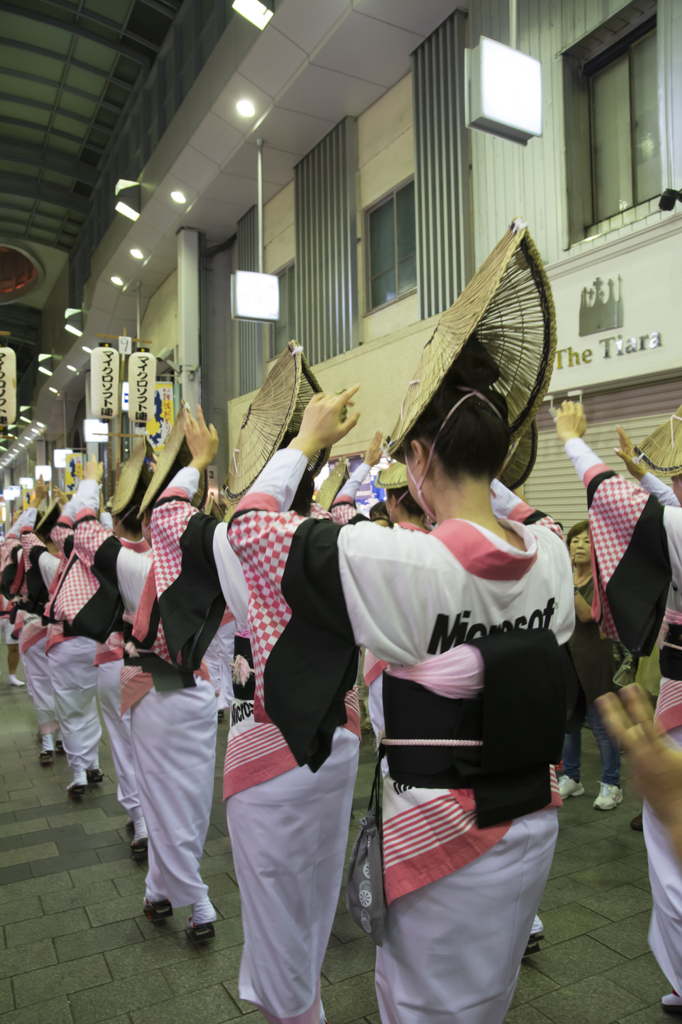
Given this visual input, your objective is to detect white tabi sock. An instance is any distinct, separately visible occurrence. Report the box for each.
[69,770,87,788]
[42,734,54,752]
[191,896,216,925]
[133,817,148,842]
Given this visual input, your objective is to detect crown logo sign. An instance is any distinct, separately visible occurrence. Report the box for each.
[579,275,624,337]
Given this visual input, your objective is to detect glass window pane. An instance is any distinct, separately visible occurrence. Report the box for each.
[397,253,417,295]
[369,199,395,279]
[631,30,661,204]
[592,54,633,221]
[396,181,416,261]
[371,268,396,309]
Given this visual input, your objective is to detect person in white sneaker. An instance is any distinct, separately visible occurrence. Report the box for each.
[557,521,622,811]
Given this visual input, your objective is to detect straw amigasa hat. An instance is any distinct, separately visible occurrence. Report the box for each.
[316,459,349,511]
[634,403,682,476]
[376,461,408,491]
[225,339,329,504]
[112,437,154,517]
[36,500,61,539]
[499,420,538,491]
[388,220,556,457]
[140,416,206,514]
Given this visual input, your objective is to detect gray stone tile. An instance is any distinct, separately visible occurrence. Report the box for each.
[68,973,172,1024]
[198,851,236,877]
[112,872,146,898]
[0,796,41,812]
[54,917,145,962]
[0,995,74,1024]
[0,818,48,840]
[560,821,628,847]
[617,1004,676,1023]
[532,975,645,1023]
[603,952,669,1005]
[504,1006,553,1023]
[510,963,559,1007]
[568,857,645,892]
[0,862,31,885]
[0,937,58,980]
[0,841,58,868]
[531,934,625,986]
[13,953,111,1007]
[211,891,242,921]
[540,902,611,945]
[68,858,142,887]
[86,892,147,928]
[203,836,232,857]
[6,906,90,947]
[29,848,102,877]
[41,879,119,915]
[82,813,130,835]
[130,984,241,1024]
[331,909,366,944]
[0,869,73,907]
[0,977,13,1013]
[0,895,43,926]
[222,978,263,1016]
[322,935,376,983]
[105,931,198,979]
[161,945,242,995]
[318,971,379,1023]
[539,876,596,912]
[548,839,639,880]
[631,875,652,893]
[578,884,652,922]
[589,910,653,959]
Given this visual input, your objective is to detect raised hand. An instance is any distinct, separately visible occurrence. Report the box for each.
[185,404,219,472]
[30,476,49,507]
[84,456,103,483]
[55,487,69,507]
[614,425,646,481]
[290,386,361,460]
[364,429,384,468]
[555,400,587,444]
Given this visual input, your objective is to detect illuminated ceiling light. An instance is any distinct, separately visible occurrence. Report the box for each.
[114,179,140,221]
[82,345,92,353]
[466,37,542,145]
[66,364,77,372]
[130,248,144,259]
[38,353,51,362]
[236,99,256,117]
[232,0,273,31]
[38,366,53,376]
[37,422,45,428]
[65,324,83,337]
[20,405,29,411]
[111,276,124,286]
[48,387,59,394]
[170,191,186,204]
[64,308,83,336]
[19,416,30,424]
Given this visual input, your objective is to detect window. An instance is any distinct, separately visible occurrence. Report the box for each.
[367,180,416,312]
[589,28,661,223]
[272,263,296,359]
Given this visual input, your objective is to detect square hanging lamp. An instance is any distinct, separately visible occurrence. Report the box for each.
[466,37,542,145]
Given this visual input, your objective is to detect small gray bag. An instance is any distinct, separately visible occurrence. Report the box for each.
[345,760,385,945]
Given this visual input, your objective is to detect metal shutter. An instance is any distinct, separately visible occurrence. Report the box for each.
[524,379,682,533]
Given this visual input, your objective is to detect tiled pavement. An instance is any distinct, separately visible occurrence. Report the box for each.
[0,655,669,1024]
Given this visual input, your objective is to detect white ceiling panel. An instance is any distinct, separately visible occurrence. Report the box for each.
[142,197,184,235]
[227,142,300,187]
[351,0,461,36]
[183,197,244,237]
[201,172,258,207]
[248,106,336,156]
[276,64,384,122]
[271,0,350,55]
[170,146,219,194]
[210,72,273,131]
[142,254,176,277]
[190,112,243,167]
[311,12,422,87]
[239,27,308,99]
[125,220,164,253]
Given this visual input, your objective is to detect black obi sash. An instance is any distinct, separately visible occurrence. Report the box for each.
[661,623,682,681]
[232,633,255,701]
[122,620,196,692]
[382,630,567,828]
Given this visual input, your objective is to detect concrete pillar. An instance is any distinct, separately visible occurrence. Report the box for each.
[177,228,201,411]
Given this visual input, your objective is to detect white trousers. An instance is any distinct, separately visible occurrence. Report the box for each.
[48,636,101,774]
[97,661,142,820]
[22,637,58,734]
[645,723,682,993]
[130,677,217,909]
[227,727,360,1024]
[375,806,559,1024]
[204,621,236,710]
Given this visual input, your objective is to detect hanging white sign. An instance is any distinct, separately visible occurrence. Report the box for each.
[0,348,17,429]
[90,345,120,420]
[118,335,133,356]
[128,351,157,424]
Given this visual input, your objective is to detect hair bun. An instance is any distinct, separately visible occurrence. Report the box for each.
[451,337,500,389]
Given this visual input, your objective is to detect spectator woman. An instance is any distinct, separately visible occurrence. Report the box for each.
[558,521,622,810]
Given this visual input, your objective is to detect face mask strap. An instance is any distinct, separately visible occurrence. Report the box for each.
[406,388,504,522]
